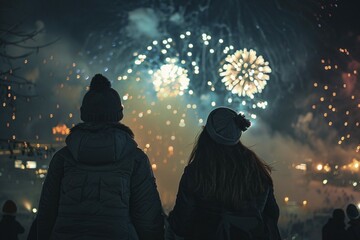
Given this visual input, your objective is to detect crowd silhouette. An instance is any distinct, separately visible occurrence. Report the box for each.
[322,204,360,240]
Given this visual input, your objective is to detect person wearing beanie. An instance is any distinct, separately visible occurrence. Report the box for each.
[37,74,164,240]
[346,204,360,240]
[168,107,281,240]
[0,200,25,240]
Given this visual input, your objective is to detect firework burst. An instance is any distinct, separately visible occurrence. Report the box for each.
[152,58,190,99]
[219,48,271,99]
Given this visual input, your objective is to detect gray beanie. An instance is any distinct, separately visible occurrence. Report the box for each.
[205,107,251,145]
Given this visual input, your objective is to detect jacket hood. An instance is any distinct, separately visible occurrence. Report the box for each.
[66,122,137,165]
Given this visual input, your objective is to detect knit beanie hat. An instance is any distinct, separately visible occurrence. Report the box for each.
[2,200,17,214]
[346,204,360,220]
[81,74,123,122]
[205,107,251,145]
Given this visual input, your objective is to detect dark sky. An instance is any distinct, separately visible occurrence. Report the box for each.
[3,0,355,41]
[331,0,360,35]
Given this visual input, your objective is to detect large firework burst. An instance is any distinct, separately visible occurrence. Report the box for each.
[219,48,271,98]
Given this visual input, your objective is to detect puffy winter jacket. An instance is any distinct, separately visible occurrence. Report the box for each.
[37,123,164,240]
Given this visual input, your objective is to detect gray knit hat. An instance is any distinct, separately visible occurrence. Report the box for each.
[80,74,123,122]
[205,107,251,145]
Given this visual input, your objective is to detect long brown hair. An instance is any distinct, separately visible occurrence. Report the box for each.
[188,127,273,210]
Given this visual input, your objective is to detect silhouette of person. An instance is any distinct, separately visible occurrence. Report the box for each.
[0,200,25,240]
[168,107,281,240]
[37,74,164,240]
[322,208,348,240]
[346,204,360,240]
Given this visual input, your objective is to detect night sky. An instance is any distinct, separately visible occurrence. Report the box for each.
[1,0,360,238]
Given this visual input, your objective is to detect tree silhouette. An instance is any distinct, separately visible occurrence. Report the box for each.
[0,21,57,115]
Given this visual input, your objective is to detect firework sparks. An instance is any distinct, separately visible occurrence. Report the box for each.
[312,48,360,152]
[127,33,270,120]
[152,58,190,99]
[219,48,271,98]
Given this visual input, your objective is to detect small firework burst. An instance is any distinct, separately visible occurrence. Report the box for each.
[219,48,271,98]
[152,58,190,99]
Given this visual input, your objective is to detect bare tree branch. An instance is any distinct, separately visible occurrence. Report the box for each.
[0,21,55,114]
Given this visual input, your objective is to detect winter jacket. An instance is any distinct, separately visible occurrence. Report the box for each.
[27,217,37,240]
[0,215,25,240]
[322,218,348,240]
[346,219,360,240]
[37,123,164,240]
[168,165,281,240]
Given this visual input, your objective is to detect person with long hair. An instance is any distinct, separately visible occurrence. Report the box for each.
[168,107,281,240]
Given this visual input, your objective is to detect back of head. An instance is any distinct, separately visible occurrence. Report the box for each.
[205,107,250,145]
[333,208,345,221]
[346,204,360,220]
[80,74,123,122]
[188,107,271,209]
[2,200,17,214]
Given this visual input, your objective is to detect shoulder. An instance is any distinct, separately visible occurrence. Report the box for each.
[130,148,150,167]
[55,147,71,158]
[177,165,197,192]
[51,147,71,161]
[182,164,196,180]
[48,147,71,167]
[184,163,195,173]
